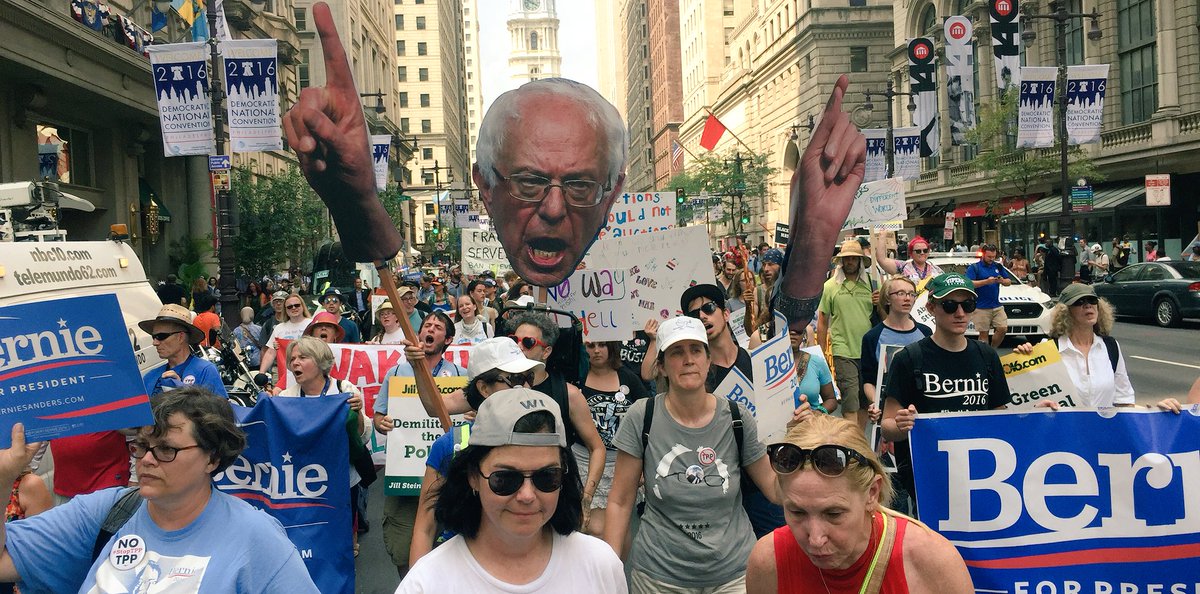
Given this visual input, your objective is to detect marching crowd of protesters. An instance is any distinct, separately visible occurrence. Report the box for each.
[3,236,1197,594]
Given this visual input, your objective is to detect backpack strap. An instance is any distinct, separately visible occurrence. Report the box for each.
[92,487,142,563]
[862,511,899,594]
[727,398,744,464]
[641,394,658,455]
[1101,335,1120,372]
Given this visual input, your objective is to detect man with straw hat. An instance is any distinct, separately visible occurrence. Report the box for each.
[139,304,228,398]
[817,239,877,431]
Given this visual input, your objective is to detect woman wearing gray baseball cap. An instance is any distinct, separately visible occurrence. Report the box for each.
[396,387,625,593]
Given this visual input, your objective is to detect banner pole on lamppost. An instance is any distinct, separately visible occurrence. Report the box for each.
[206,8,240,333]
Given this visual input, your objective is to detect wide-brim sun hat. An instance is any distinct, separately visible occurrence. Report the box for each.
[138,304,204,344]
[832,239,873,267]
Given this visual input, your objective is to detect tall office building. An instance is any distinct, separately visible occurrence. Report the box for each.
[507,0,562,85]
[394,0,469,251]
[621,0,654,194]
[647,0,685,190]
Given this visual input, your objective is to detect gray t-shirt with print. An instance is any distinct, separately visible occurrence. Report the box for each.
[613,395,767,587]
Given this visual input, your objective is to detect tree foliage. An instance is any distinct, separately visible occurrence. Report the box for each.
[666,150,776,226]
[966,87,1103,219]
[231,166,331,280]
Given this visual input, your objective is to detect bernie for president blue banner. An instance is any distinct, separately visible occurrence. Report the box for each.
[911,408,1200,593]
[214,396,354,594]
[0,294,151,447]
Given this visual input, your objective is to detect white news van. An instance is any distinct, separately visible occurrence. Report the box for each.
[0,240,165,378]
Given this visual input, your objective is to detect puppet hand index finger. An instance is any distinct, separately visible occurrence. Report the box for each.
[312,2,354,93]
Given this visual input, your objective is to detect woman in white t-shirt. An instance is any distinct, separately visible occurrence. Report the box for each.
[396,388,626,593]
[453,294,492,345]
[370,300,406,344]
[259,293,312,374]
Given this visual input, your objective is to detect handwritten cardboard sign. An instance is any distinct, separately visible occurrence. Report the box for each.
[547,268,635,342]
[842,178,906,231]
[461,229,508,275]
[582,225,711,323]
[598,192,677,239]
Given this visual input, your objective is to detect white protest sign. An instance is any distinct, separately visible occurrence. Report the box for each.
[546,268,635,342]
[713,365,755,416]
[582,225,711,322]
[384,375,469,496]
[842,178,906,231]
[598,191,677,239]
[729,307,750,349]
[749,312,799,444]
[1001,340,1081,409]
[461,229,508,275]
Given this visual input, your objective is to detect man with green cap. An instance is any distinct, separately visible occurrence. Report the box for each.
[879,272,1011,512]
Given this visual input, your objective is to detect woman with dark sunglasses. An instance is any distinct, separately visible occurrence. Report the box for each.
[397,388,626,593]
[407,338,544,567]
[745,414,972,593]
[873,235,942,284]
[605,316,778,593]
[259,294,313,375]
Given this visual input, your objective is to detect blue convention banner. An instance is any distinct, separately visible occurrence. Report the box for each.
[911,409,1200,592]
[215,396,354,594]
[0,294,151,447]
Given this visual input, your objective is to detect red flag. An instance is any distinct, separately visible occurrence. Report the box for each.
[699,114,727,150]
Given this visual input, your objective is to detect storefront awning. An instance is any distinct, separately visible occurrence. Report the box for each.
[1000,184,1144,221]
[953,195,1044,219]
[138,178,172,222]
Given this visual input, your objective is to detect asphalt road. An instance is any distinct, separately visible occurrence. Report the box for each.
[355,479,401,593]
[1109,319,1200,404]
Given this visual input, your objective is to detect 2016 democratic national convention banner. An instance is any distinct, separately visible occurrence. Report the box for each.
[0,294,151,447]
[910,409,1200,592]
[215,396,353,594]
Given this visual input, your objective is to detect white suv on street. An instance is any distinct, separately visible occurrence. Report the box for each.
[911,253,1054,340]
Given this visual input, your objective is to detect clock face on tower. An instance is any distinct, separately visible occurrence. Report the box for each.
[523,0,540,11]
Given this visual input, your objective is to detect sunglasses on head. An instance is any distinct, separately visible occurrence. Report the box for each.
[150,331,183,341]
[938,298,977,314]
[1070,296,1099,307]
[686,301,721,318]
[509,335,548,350]
[767,443,870,477]
[479,467,564,496]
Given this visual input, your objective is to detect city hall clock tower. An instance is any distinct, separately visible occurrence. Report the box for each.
[507,0,562,86]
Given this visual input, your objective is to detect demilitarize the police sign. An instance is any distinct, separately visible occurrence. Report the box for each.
[911,409,1200,592]
[0,295,151,447]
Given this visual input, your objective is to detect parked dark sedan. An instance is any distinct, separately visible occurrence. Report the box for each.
[1093,260,1200,327]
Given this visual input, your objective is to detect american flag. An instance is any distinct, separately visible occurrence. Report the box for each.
[671,140,684,169]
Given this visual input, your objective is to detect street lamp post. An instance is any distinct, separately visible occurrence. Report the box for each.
[863,80,918,178]
[1021,1,1103,279]
[205,8,240,331]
